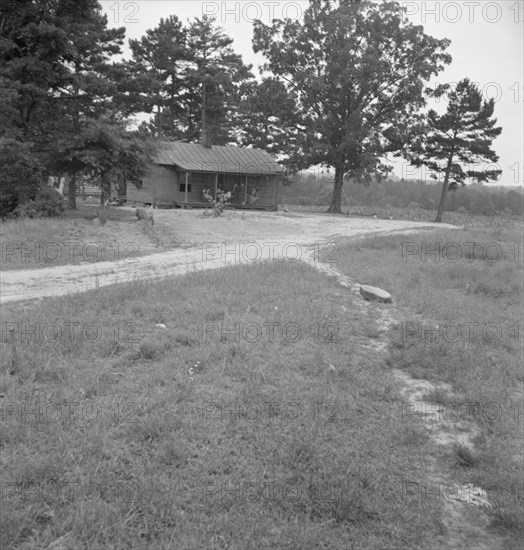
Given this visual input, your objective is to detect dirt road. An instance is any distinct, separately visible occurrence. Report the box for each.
[0,210,456,304]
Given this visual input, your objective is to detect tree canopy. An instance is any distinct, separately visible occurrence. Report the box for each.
[1,0,506,220]
[253,0,452,212]
[0,0,154,213]
[127,15,254,144]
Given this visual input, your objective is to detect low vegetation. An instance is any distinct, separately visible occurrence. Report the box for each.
[9,188,65,220]
[335,225,523,544]
[0,206,168,271]
[2,261,442,550]
[1,221,522,548]
[282,175,524,218]
[287,204,521,228]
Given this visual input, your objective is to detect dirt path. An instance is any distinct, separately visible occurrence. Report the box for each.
[303,257,510,550]
[1,210,456,304]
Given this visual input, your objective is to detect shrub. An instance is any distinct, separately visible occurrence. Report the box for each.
[0,138,45,218]
[11,187,65,218]
[0,188,18,219]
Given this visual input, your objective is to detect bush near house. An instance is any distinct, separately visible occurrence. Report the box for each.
[10,187,65,219]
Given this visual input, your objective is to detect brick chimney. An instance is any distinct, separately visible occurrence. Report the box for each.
[201,129,212,149]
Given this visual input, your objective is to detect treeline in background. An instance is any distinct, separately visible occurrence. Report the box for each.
[282,174,524,218]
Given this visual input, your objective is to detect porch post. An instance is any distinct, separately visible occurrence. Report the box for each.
[185,171,189,204]
[214,173,218,201]
[244,175,248,204]
[271,176,275,208]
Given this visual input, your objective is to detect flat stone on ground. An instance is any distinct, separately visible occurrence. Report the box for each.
[359,284,393,304]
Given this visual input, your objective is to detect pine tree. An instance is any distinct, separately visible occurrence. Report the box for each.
[127,15,188,138]
[54,0,127,208]
[409,78,502,222]
[238,77,297,155]
[128,15,253,144]
[1,0,152,213]
[183,16,253,144]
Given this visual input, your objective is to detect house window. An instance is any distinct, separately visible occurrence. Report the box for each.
[180,183,192,193]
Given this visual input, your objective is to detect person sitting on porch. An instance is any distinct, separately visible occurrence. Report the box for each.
[247,187,259,205]
[217,189,231,203]
[232,182,245,204]
[203,188,213,203]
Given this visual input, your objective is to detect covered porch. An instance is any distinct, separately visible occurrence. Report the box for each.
[162,170,280,211]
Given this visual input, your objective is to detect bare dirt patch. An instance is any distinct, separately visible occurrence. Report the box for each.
[153,208,453,246]
[0,209,456,304]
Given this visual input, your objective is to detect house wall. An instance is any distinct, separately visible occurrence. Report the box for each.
[155,166,179,201]
[245,175,278,207]
[127,164,281,208]
[126,180,154,204]
[272,176,281,206]
[126,165,179,205]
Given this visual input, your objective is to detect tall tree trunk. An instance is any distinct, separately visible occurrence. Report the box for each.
[68,171,77,210]
[98,174,110,224]
[156,104,162,137]
[68,77,81,210]
[435,152,454,223]
[100,172,112,207]
[327,165,344,214]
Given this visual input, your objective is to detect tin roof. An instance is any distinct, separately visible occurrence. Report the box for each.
[155,141,283,175]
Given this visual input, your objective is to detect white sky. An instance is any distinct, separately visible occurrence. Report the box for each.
[100,1,524,187]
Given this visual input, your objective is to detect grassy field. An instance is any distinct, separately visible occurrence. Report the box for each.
[2,262,441,549]
[0,218,522,549]
[335,224,523,542]
[0,206,172,271]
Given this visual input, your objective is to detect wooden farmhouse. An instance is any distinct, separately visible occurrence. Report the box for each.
[127,135,284,210]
